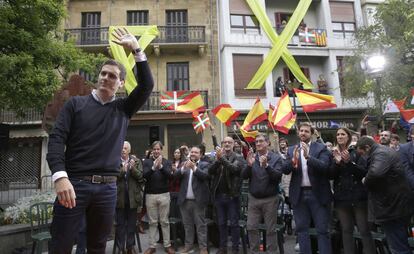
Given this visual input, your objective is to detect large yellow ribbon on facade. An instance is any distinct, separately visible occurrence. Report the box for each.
[245,0,313,90]
[108,26,159,94]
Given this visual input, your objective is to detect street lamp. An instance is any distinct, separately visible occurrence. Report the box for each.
[361,54,386,119]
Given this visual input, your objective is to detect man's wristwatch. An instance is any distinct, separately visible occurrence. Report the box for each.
[132,48,142,55]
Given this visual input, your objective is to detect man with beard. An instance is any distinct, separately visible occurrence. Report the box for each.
[209,137,246,254]
[282,122,332,254]
[46,28,153,253]
[241,134,283,253]
[379,130,391,146]
[357,136,413,254]
[175,146,210,254]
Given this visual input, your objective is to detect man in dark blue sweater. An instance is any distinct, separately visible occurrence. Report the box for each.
[46,28,154,253]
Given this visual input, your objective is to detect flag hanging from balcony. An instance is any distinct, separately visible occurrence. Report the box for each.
[241,98,267,131]
[236,122,258,143]
[273,92,297,134]
[192,111,210,134]
[211,104,240,126]
[299,27,316,43]
[293,88,337,112]
[160,91,191,110]
[175,91,206,113]
[314,29,327,47]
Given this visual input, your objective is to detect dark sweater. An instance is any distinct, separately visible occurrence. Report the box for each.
[241,151,282,198]
[46,61,154,177]
[143,158,172,194]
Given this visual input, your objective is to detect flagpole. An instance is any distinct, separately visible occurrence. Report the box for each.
[303,111,312,123]
[269,124,280,153]
[233,122,253,150]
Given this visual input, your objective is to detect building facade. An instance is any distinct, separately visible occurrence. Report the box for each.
[65,0,221,158]
[219,0,382,143]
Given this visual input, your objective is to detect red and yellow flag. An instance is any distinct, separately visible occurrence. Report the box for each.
[293,88,336,112]
[241,98,267,131]
[176,91,206,113]
[273,92,296,134]
[236,122,258,143]
[268,104,276,128]
[211,104,240,126]
[192,111,210,134]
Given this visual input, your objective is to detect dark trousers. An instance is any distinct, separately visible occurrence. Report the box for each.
[50,178,117,254]
[294,189,332,254]
[215,194,240,250]
[335,202,375,254]
[115,207,138,250]
[381,217,411,254]
[75,217,87,254]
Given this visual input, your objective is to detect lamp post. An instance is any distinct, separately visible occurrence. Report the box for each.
[361,54,386,115]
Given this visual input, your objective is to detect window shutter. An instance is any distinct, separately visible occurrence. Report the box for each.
[329,2,355,22]
[230,0,253,15]
[233,54,266,96]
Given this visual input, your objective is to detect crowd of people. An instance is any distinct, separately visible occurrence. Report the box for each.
[46,27,414,254]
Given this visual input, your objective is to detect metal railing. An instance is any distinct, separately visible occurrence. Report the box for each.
[117,90,209,111]
[0,108,43,123]
[64,26,206,45]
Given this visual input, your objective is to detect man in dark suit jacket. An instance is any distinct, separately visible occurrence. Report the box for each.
[115,141,144,254]
[174,145,210,254]
[282,122,332,254]
[399,127,414,189]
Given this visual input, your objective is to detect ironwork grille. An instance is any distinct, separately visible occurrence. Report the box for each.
[0,138,42,206]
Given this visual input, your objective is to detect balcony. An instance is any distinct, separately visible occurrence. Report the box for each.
[275,27,328,47]
[64,26,206,49]
[0,108,43,124]
[117,90,209,112]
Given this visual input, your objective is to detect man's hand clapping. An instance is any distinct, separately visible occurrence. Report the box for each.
[247,148,255,167]
[153,156,162,170]
[259,155,268,168]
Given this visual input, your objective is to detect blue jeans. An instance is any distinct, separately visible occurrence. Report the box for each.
[381,217,411,254]
[50,178,117,254]
[215,194,240,250]
[75,216,86,254]
[294,189,332,254]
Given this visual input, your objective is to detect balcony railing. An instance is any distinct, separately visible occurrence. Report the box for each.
[117,90,209,112]
[64,26,206,46]
[154,26,205,43]
[275,27,328,47]
[0,108,43,123]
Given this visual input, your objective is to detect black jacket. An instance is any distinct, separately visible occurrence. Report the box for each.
[330,147,369,205]
[364,144,413,222]
[209,152,246,200]
[143,157,172,194]
[241,151,282,199]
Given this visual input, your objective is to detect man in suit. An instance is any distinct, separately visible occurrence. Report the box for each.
[174,145,210,254]
[399,126,414,189]
[282,122,333,254]
[143,141,175,254]
[241,134,283,253]
[115,141,144,254]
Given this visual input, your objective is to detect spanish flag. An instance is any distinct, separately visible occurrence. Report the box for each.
[268,104,276,128]
[211,104,240,126]
[273,92,296,134]
[236,122,258,143]
[293,88,336,112]
[241,98,267,131]
[176,91,206,113]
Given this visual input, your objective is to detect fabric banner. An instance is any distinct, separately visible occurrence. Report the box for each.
[245,0,313,90]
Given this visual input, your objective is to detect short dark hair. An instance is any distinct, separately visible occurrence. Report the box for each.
[151,141,163,150]
[298,122,315,134]
[279,137,288,145]
[391,134,400,141]
[99,59,126,81]
[356,136,375,149]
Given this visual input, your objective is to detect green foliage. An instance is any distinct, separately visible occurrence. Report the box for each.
[342,0,414,112]
[0,0,106,116]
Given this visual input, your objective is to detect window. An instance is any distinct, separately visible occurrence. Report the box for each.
[127,10,149,25]
[166,10,188,42]
[283,67,311,94]
[167,62,189,91]
[232,54,265,96]
[329,1,356,38]
[230,15,260,34]
[81,12,101,44]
